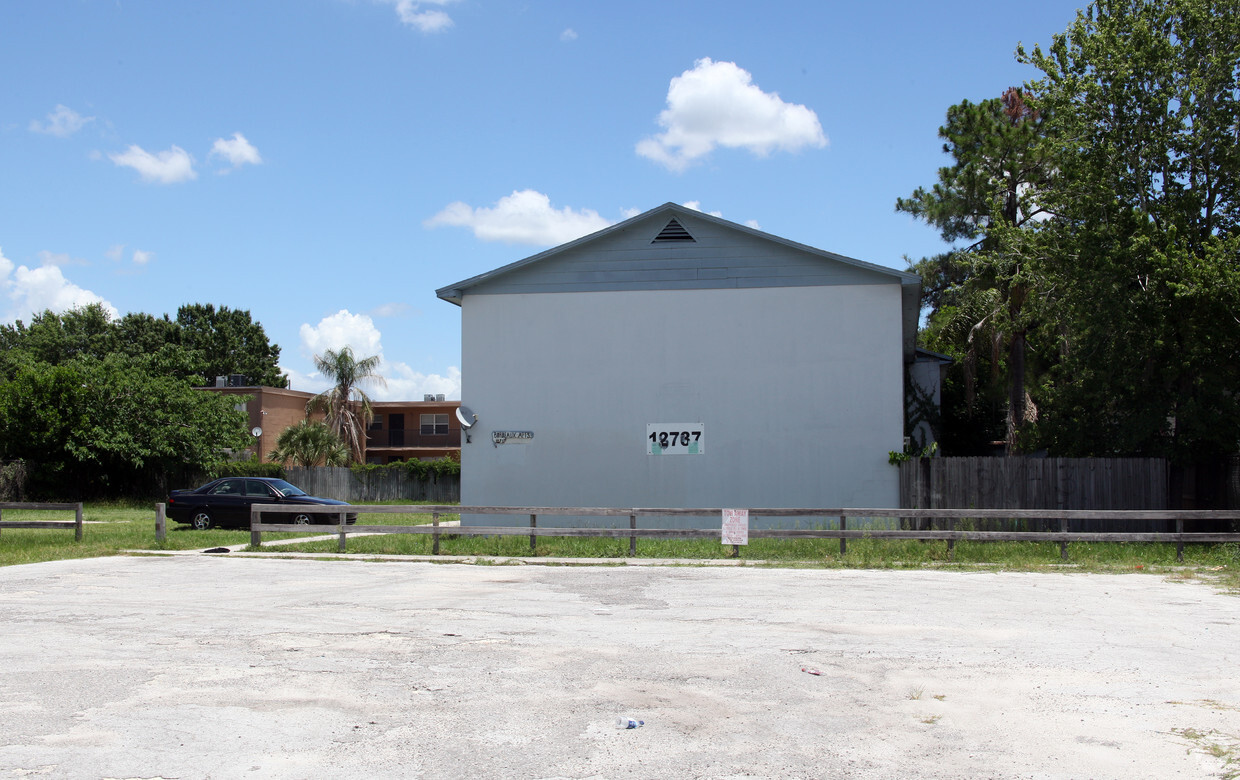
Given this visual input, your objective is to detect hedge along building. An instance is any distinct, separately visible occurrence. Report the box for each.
[436,203,922,528]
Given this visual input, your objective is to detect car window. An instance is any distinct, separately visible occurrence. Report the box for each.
[268,479,307,497]
[208,479,242,495]
[245,480,276,497]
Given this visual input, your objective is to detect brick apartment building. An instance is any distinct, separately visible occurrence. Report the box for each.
[203,380,460,464]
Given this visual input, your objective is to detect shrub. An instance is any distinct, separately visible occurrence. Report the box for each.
[0,460,27,501]
[349,457,461,481]
[212,457,286,480]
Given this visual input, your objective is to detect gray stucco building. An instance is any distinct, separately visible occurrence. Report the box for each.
[437,203,922,526]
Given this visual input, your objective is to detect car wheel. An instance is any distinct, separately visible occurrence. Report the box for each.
[292,513,314,525]
[191,511,213,531]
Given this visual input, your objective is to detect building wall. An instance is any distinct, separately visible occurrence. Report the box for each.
[203,389,464,464]
[459,284,905,525]
[205,386,317,462]
[907,358,946,451]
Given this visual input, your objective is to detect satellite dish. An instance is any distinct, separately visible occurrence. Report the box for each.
[456,405,477,429]
[251,427,263,438]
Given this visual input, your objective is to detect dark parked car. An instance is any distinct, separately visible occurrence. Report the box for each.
[166,477,357,530]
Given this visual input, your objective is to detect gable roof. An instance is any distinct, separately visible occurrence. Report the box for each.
[436,202,922,360]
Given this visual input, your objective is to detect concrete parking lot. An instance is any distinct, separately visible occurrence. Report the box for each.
[0,555,1237,779]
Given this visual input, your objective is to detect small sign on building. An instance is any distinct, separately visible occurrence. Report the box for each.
[722,508,748,546]
[492,430,534,446]
[647,423,704,455]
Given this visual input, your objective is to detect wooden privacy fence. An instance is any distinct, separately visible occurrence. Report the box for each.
[900,457,1170,529]
[248,505,1240,562]
[0,502,84,541]
[284,466,459,503]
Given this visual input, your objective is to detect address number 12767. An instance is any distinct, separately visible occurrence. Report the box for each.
[646,423,704,455]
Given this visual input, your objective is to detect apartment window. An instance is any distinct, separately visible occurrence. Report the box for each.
[420,413,449,435]
[369,413,384,431]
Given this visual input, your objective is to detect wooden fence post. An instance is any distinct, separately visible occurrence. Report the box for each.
[530,513,537,555]
[1060,515,1068,561]
[947,515,955,560]
[156,503,166,542]
[629,515,637,557]
[919,456,932,521]
[250,508,261,548]
[432,511,440,555]
[74,503,83,541]
[1176,517,1184,562]
[338,510,347,553]
[839,514,846,556]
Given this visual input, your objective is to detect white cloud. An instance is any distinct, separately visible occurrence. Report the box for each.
[637,58,827,172]
[209,132,262,170]
[426,190,613,246]
[377,363,461,401]
[281,366,327,394]
[387,0,456,32]
[109,144,197,184]
[369,302,413,318]
[29,104,94,137]
[36,250,84,267]
[103,244,152,266]
[293,308,460,400]
[0,246,117,324]
[300,309,384,360]
[286,361,460,401]
[681,201,760,229]
[560,28,578,41]
[682,201,723,218]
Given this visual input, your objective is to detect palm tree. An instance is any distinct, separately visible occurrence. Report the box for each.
[268,420,349,468]
[306,346,386,463]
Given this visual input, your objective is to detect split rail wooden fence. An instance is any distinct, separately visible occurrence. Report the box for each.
[0,502,84,541]
[247,504,1240,562]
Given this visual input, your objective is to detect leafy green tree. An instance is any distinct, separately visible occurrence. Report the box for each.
[0,353,251,498]
[1,303,289,389]
[115,312,182,358]
[0,302,289,497]
[268,420,349,468]
[897,88,1052,452]
[1016,0,1240,461]
[0,303,119,377]
[176,303,288,387]
[307,346,386,463]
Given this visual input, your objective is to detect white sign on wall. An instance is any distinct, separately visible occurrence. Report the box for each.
[647,423,704,455]
[722,508,749,546]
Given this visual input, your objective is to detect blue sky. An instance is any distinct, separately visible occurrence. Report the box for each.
[1,0,1089,400]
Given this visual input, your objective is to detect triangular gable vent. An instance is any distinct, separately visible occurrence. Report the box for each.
[652,218,696,243]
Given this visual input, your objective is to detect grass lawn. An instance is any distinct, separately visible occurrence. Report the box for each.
[0,502,1237,592]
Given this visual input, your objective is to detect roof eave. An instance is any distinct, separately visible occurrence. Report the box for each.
[435,201,923,302]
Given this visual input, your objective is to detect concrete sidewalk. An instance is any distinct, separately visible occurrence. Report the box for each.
[0,556,1237,778]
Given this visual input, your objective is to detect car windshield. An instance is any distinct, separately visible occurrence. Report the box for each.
[268,479,307,497]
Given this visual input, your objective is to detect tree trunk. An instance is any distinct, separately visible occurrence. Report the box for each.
[1006,329,1026,455]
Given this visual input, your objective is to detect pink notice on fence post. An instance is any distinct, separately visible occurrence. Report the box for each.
[722,509,749,546]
